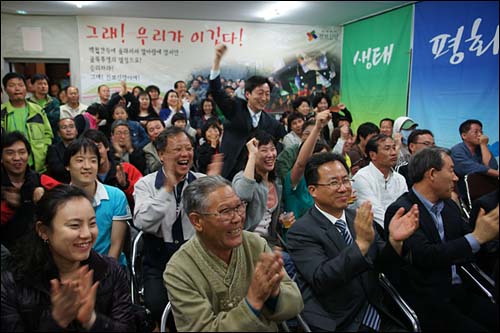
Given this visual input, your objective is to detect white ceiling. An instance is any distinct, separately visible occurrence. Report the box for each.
[1,1,415,26]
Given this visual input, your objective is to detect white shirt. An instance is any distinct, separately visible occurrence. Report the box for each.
[352,162,408,228]
[282,132,302,150]
[315,204,348,229]
[60,103,88,119]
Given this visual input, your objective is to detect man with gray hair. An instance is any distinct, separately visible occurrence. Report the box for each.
[384,147,499,332]
[164,175,303,331]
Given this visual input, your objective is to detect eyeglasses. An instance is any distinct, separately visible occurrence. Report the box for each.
[60,125,75,130]
[313,178,353,190]
[198,201,247,222]
[414,141,435,146]
[114,131,130,136]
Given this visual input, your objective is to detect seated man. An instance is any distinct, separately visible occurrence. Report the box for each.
[287,152,419,332]
[451,119,498,201]
[164,176,303,331]
[352,134,408,234]
[142,118,165,174]
[110,119,147,174]
[385,147,499,332]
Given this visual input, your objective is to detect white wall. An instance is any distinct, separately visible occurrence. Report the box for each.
[1,13,81,89]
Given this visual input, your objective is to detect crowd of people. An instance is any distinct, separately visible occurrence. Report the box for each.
[1,43,498,332]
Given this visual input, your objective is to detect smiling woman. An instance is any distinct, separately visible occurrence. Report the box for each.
[0,185,135,331]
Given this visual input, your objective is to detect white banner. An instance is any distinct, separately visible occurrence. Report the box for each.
[77,16,341,110]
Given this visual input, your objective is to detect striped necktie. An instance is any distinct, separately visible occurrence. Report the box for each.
[336,219,381,331]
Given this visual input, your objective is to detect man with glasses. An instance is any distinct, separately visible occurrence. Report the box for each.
[133,127,221,329]
[451,119,498,200]
[396,129,435,188]
[287,152,419,331]
[110,119,146,174]
[164,175,303,331]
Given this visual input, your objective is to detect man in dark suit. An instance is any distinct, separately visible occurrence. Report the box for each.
[287,152,419,331]
[384,147,499,332]
[209,44,286,180]
[45,117,77,183]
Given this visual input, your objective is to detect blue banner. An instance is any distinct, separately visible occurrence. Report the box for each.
[409,1,499,156]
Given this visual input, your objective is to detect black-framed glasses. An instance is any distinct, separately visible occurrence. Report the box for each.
[414,141,435,146]
[197,201,247,222]
[313,178,353,190]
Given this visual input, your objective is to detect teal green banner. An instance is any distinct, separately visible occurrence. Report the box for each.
[341,5,413,131]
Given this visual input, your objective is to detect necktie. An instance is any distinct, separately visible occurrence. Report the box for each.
[252,113,259,128]
[336,219,381,331]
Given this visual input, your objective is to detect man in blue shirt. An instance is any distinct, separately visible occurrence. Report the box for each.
[451,119,498,200]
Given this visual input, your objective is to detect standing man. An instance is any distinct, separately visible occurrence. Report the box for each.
[451,119,498,200]
[210,44,286,180]
[385,147,499,332]
[97,84,110,105]
[287,152,419,331]
[164,176,303,331]
[59,86,88,119]
[1,73,53,173]
[27,74,60,139]
[46,117,78,183]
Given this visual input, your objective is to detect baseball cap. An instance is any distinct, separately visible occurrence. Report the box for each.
[401,119,418,130]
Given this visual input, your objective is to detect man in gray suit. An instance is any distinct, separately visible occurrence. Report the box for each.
[287,152,419,331]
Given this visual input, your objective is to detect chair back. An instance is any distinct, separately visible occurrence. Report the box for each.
[464,173,499,210]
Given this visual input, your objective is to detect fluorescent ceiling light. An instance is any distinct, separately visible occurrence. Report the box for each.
[257,1,304,21]
[16,10,27,15]
[64,1,97,8]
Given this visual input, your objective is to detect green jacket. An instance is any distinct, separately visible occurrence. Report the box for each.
[27,95,60,140]
[1,101,53,173]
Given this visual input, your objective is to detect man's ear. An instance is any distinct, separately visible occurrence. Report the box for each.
[189,212,203,232]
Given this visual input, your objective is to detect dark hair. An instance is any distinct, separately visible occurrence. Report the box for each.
[145,117,165,131]
[1,131,32,157]
[64,137,101,167]
[287,112,305,133]
[379,118,394,127]
[112,103,129,119]
[31,73,49,85]
[407,129,434,154]
[86,102,105,117]
[201,98,217,116]
[245,76,272,94]
[132,85,144,93]
[356,122,380,143]
[304,152,349,186]
[161,89,178,110]
[459,119,483,135]
[201,118,222,140]
[312,93,331,109]
[154,126,192,153]
[408,147,451,184]
[174,81,186,89]
[11,184,93,277]
[145,85,160,95]
[134,92,157,118]
[2,72,26,88]
[292,96,310,111]
[250,130,277,183]
[171,112,187,124]
[302,119,316,133]
[97,84,108,93]
[83,128,111,149]
[365,134,392,159]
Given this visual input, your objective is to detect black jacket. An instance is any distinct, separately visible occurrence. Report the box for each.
[46,141,71,183]
[1,250,135,332]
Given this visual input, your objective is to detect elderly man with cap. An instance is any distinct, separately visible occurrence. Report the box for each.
[393,116,418,169]
[110,119,147,174]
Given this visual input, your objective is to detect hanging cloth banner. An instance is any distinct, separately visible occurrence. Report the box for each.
[341,5,412,131]
[409,1,499,154]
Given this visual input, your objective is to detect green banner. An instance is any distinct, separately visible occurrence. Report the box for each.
[341,5,413,131]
